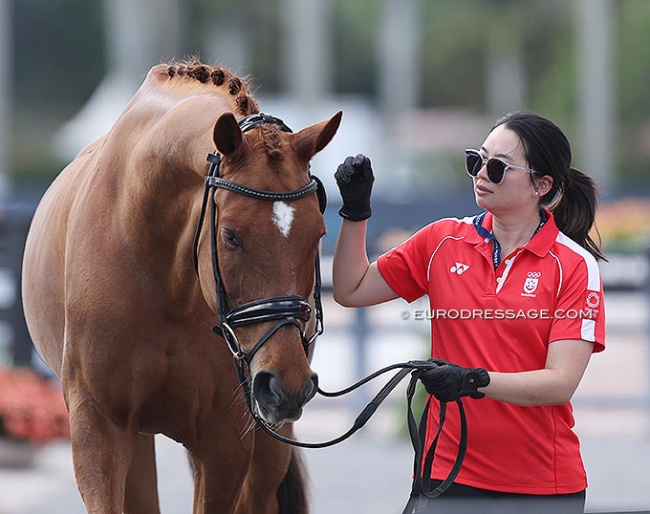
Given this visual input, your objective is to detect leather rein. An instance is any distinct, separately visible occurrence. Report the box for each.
[192,113,466,498]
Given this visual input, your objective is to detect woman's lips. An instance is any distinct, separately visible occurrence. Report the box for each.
[475,182,492,195]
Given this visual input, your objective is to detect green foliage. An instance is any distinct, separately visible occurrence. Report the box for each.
[331,0,378,94]
[13,0,105,113]
[8,0,650,188]
[618,0,650,123]
[419,1,488,109]
[614,1,650,184]
[11,0,105,178]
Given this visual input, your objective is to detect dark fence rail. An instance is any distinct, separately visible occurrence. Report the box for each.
[599,252,650,293]
[0,204,33,367]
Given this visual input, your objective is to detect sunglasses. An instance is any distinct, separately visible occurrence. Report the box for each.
[465,149,539,185]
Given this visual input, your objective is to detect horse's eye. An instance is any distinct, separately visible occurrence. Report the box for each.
[221,228,242,248]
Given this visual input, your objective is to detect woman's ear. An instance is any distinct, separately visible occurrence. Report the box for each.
[533,175,553,197]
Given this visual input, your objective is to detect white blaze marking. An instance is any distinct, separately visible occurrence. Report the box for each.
[272,201,295,237]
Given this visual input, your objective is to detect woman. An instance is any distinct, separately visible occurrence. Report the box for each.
[332,111,606,514]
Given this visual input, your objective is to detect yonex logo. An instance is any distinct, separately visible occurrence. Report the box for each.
[450,262,470,275]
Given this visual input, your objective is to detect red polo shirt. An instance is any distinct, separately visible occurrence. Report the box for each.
[377,210,605,494]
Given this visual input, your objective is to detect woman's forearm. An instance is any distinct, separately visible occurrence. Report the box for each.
[332,219,397,307]
[481,339,593,406]
[332,219,371,305]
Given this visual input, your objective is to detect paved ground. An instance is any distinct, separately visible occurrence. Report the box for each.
[0,429,649,514]
[1,292,648,513]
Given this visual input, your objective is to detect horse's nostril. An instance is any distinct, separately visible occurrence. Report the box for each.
[253,371,283,408]
[252,371,319,422]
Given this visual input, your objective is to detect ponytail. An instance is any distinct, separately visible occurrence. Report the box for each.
[547,167,606,261]
[492,111,606,261]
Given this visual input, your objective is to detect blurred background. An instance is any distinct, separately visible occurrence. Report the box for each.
[0,0,649,513]
[2,0,650,251]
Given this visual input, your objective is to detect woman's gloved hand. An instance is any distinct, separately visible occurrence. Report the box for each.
[420,358,490,402]
[334,154,374,221]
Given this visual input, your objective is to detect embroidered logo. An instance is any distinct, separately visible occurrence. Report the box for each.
[583,290,601,319]
[521,271,541,297]
[449,262,470,275]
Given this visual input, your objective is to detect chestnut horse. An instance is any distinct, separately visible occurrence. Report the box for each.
[21,60,342,514]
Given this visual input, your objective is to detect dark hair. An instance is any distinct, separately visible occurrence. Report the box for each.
[492,111,606,261]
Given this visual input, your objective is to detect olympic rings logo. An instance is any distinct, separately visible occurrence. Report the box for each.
[527,271,542,279]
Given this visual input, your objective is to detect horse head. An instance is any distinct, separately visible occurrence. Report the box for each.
[196,110,342,424]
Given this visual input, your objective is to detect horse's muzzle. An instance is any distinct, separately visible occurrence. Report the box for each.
[252,370,319,424]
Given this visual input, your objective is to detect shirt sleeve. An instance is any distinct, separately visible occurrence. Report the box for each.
[548,257,606,353]
[376,223,435,303]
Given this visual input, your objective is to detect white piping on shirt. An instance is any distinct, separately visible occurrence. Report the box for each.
[425,217,475,282]
[426,236,465,283]
[548,251,563,297]
[554,232,602,342]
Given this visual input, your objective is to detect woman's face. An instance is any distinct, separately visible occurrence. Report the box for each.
[471,124,543,216]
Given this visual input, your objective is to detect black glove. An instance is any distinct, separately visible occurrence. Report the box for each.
[420,358,490,403]
[334,154,374,221]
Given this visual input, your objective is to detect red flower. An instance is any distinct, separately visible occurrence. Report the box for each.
[0,366,70,445]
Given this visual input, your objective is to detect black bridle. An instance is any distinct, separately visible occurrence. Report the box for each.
[192,113,325,368]
[192,112,466,498]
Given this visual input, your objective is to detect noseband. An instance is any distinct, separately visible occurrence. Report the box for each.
[192,113,325,367]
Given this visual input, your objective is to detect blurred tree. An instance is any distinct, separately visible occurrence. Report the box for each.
[247,0,284,91]
[13,0,105,114]
[331,0,378,95]
[616,0,650,186]
[419,0,489,109]
[12,0,104,176]
[419,0,576,115]
[7,0,650,191]
[617,1,650,124]
[526,5,576,129]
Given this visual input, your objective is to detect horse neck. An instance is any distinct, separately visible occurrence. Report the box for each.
[124,92,232,199]
[107,96,228,274]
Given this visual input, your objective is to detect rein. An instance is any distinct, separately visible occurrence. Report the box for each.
[247,358,468,497]
[193,112,466,498]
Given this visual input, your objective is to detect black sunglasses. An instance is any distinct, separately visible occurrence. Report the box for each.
[465,149,539,185]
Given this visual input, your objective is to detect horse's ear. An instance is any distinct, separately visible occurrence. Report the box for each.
[294,111,343,160]
[213,113,243,157]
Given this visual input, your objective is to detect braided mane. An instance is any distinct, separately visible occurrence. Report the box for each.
[163,59,260,117]
[157,59,288,161]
